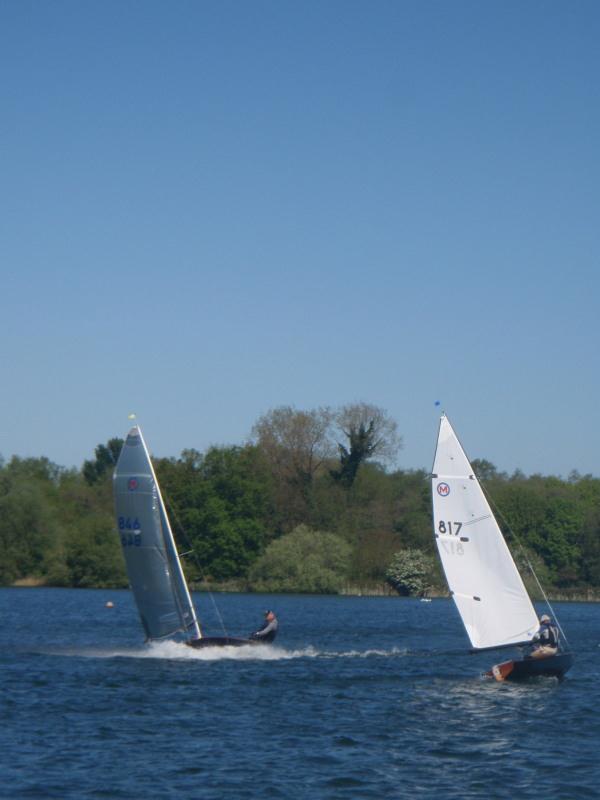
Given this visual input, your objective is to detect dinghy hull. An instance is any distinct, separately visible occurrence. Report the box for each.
[486,651,574,682]
[186,636,263,649]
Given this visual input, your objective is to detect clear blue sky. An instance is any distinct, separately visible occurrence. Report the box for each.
[1,1,599,477]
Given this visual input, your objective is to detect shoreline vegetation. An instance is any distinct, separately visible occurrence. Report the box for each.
[8,577,600,603]
[2,404,600,599]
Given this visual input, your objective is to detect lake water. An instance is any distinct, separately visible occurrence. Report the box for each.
[0,588,598,799]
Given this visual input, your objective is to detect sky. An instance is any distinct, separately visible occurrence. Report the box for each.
[1,1,599,477]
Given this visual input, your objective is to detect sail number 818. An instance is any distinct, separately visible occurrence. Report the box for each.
[438,520,462,536]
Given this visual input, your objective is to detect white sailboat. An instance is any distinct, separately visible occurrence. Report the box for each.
[431,414,573,680]
[113,425,271,648]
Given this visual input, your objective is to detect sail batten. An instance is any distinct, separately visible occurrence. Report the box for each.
[431,415,539,651]
[113,426,201,641]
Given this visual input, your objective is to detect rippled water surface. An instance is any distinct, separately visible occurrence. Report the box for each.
[1,588,598,799]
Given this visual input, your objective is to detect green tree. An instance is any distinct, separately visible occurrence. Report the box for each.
[471,459,507,481]
[0,457,63,584]
[491,476,583,585]
[390,469,433,551]
[248,524,352,593]
[252,406,334,530]
[50,468,126,587]
[578,508,600,586]
[83,438,124,485]
[60,516,127,588]
[157,444,272,581]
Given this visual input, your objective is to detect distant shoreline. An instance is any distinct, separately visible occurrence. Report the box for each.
[6,578,600,602]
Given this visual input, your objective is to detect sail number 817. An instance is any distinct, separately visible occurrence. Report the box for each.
[438,520,462,536]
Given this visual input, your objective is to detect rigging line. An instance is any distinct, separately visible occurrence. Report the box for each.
[156,499,202,639]
[158,484,229,639]
[479,480,571,649]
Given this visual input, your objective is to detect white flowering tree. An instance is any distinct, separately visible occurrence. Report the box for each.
[385,549,435,597]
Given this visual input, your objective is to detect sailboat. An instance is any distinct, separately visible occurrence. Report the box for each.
[431,414,573,681]
[113,425,270,648]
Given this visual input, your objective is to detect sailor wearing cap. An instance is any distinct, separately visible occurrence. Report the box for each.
[530,613,559,659]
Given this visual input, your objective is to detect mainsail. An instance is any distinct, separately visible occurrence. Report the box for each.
[113,426,201,641]
[431,415,539,650]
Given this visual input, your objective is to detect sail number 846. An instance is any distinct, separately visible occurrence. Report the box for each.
[118,516,142,547]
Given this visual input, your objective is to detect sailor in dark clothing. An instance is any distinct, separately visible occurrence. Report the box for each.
[530,613,559,659]
[250,610,278,643]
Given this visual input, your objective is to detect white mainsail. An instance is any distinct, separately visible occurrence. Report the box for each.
[113,426,201,641]
[431,415,539,650]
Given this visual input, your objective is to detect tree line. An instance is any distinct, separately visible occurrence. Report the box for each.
[1,403,599,596]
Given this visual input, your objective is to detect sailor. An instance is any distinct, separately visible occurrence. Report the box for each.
[250,610,278,643]
[530,613,559,659]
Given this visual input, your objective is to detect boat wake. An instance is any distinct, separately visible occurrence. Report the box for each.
[51,642,409,662]
[126,641,319,661]
[320,646,408,659]
[136,642,408,661]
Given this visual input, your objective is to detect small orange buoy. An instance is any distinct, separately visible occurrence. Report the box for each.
[105,601,114,608]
